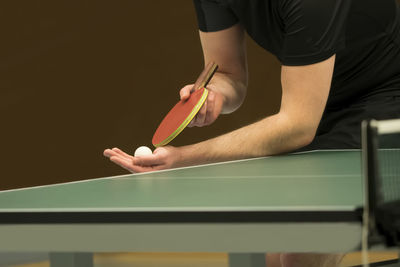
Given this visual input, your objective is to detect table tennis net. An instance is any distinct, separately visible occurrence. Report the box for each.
[377,148,400,204]
[362,118,400,247]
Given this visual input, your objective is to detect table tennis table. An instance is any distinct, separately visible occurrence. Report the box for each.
[0,150,396,267]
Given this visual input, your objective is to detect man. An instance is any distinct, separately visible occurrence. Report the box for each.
[104,0,400,266]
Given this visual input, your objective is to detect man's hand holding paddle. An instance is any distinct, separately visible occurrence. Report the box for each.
[179,82,225,127]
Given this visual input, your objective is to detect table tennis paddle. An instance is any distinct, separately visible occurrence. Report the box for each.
[152,62,218,147]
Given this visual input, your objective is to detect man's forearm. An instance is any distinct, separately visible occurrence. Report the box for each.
[175,55,335,169]
[176,112,314,167]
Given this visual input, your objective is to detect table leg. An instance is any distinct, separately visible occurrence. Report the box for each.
[228,253,266,267]
[49,252,93,267]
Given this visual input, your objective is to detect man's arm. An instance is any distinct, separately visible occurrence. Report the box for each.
[181,23,248,126]
[173,55,336,166]
[105,55,337,172]
[198,24,248,114]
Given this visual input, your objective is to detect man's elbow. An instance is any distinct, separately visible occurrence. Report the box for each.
[279,113,318,149]
[299,130,315,148]
[295,123,318,149]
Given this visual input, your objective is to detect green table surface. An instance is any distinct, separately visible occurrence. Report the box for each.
[0,150,363,212]
[0,150,371,253]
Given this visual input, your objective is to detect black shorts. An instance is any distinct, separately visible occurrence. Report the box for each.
[300,94,400,150]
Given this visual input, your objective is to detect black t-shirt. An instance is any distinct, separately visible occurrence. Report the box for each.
[193,0,400,149]
[193,0,400,109]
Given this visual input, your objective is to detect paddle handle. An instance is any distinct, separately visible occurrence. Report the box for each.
[191,62,218,92]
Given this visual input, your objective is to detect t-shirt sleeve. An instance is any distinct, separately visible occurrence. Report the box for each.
[193,0,239,32]
[279,0,351,66]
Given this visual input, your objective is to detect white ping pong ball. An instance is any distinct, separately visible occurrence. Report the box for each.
[134,146,153,157]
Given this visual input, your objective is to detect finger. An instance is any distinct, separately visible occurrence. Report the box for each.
[133,158,168,172]
[129,165,157,173]
[104,149,124,159]
[194,99,208,127]
[180,85,194,101]
[189,99,206,127]
[188,113,199,128]
[112,147,134,160]
[187,109,199,127]
[109,156,136,173]
[147,164,168,171]
[204,92,216,125]
[212,91,224,118]
[111,156,157,173]
[133,154,164,166]
[103,149,114,158]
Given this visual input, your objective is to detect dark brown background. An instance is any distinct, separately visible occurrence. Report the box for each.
[0,1,281,190]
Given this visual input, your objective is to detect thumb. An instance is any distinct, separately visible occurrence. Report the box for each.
[180,84,194,101]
